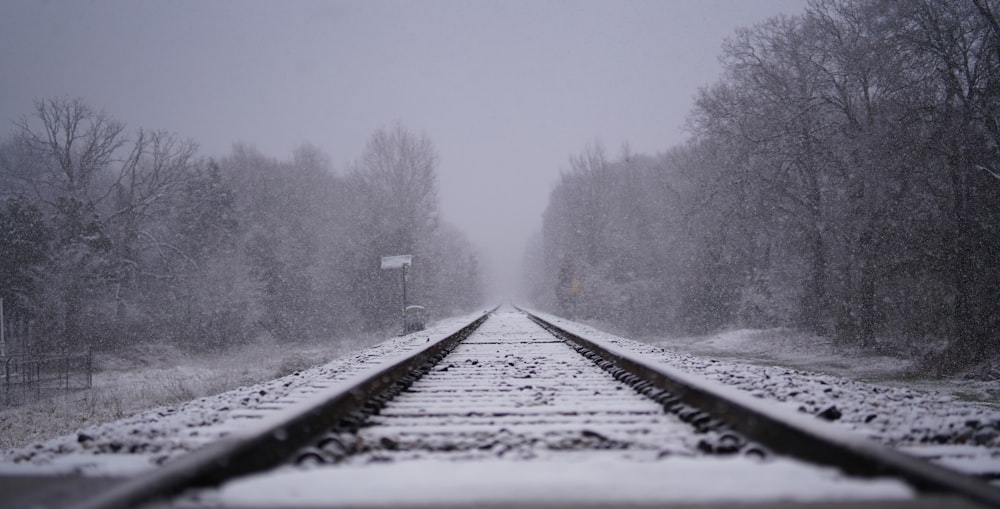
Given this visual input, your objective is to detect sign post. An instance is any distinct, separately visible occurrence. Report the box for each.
[381,255,413,334]
[571,278,580,318]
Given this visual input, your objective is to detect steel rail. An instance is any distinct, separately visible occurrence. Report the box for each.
[69,309,495,509]
[523,309,1000,509]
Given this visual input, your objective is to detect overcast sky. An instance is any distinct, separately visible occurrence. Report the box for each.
[1,0,806,296]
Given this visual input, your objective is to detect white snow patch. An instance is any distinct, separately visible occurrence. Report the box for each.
[205,456,913,507]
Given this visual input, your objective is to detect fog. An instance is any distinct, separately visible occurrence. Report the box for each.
[0,0,806,298]
[5,0,998,376]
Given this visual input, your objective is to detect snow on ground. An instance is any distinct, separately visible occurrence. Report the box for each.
[647,326,1000,403]
[0,311,489,476]
[203,456,911,507]
[1,338,354,452]
[532,311,1000,478]
[4,306,1000,502]
[661,327,915,380]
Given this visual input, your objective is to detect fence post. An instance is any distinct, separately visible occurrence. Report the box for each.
[1,297,5,359]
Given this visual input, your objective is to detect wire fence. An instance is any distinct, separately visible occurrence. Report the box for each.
[2,352,93,406]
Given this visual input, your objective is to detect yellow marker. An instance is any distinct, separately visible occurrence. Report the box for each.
[571,279,580,294]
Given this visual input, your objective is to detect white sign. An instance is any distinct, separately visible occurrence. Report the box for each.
[380,255,412,269]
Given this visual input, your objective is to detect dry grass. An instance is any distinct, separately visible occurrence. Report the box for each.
[0,335,378,451]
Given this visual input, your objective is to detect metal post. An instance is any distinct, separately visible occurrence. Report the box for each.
[380,255,413,335]
[401,263,409,334]
[1,297,5,359]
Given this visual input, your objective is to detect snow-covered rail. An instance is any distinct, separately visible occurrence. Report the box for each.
[35,308,1000,508]
[64,310,495,509]
[524,309,1000,508]
[290,310,718,467]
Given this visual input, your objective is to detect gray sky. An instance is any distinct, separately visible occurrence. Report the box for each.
[0,0,806,295]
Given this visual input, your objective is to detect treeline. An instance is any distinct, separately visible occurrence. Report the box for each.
[525,0,1000,371]
[1,98,482,353]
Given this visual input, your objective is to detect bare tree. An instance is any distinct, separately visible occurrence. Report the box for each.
[8,98,199,348]
[12,98,127,204]
[892,0,1000,366]
[355,123,439,246]
[345,124,442,330]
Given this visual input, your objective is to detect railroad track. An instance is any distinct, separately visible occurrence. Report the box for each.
[41,308,1000,508]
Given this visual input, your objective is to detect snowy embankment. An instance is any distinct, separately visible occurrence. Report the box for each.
[532,311,1000,478]
[0,311,489,476]
[1,338,359,452]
